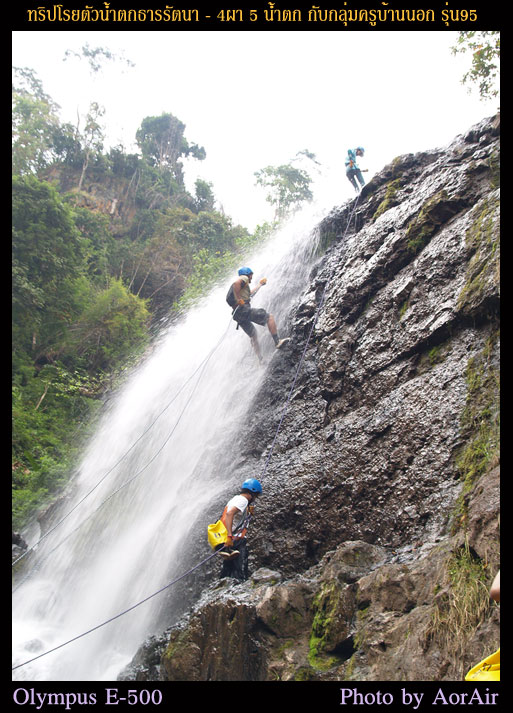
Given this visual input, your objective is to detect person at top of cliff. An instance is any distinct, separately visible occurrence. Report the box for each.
[217,478,263,581]
[345,146,367,193]
[226,267,290,363]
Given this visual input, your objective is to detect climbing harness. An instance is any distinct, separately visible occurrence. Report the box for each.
[207,510,252,551]
[12,192,362,672]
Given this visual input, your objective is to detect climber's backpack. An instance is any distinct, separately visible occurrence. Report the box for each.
[226,284,237,308]
[207,520,228,550]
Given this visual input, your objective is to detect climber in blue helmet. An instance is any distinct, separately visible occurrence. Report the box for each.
[226,267,290,363]
[218,478,263,581]
[345,147,367,193]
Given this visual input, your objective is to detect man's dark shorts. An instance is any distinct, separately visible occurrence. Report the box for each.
[233,304,269,337]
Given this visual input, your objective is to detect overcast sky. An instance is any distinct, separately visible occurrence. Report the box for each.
[12,30,500,230]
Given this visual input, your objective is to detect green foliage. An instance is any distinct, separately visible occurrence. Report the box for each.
[63,279,150,370]
[456,334,500,494]
[12,175,87,352]
[63,42,135,74]
[425,542,493,678]
[76,101,106,191]
[173,220,261,311]
[64,200,114,284]
[12,66,271,530]
[107,145,140,178]
[457,193,500,314]
[451,332,500,535]
[49,121,83,169]
[255,156,315,220]
[372,179,402,221]
[12,358,103,528]
[405,190,451,254]
[194,179,215,213]
[308,581,345,671]
[12,67,62,175]
[451,31,500,101]
[12,175,84,284]
[136,112,205,176]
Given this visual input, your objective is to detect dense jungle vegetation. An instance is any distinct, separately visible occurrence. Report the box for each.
[12,63,317,530]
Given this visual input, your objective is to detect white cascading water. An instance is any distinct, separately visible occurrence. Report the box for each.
[12,196,343,681]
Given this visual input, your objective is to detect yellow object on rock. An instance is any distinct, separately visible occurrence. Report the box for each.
[465,648,500,681]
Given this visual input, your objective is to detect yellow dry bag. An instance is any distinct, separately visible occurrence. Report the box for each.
[465,648,500,681]
[207,520,228,550]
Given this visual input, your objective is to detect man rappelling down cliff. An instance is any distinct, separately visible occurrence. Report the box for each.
[226,267,290,363]
[207,478,263,582]
[345,146,368,193]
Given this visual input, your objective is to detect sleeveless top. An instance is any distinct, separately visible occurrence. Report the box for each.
[239,274,252,303]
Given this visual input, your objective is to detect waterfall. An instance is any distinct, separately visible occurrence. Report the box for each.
[12,201,334,681]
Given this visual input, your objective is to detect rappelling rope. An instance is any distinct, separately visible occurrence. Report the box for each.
[12,545,226,672]
[12,311,239,587]
[12,194,362,672]
[258,192,361,481]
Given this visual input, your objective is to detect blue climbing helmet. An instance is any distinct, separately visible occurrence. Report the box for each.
[356,146,365,153]
[238,267,253,276]
[241,478,263,495]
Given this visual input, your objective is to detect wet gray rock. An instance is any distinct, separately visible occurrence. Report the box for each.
[121,114,500,682]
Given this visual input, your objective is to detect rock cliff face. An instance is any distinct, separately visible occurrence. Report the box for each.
[120,114,500,682]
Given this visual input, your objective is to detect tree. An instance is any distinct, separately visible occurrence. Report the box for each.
[12,176,85,287]
[12,67,62,175]
[65,280,149,371]
[49,120,83,169]
[194,179,215,213]
[128,229,184,313]
[451,31,500,101]
[60,43,133,187]
[254,159,314,221]
[63,42,135,74]
[65,199,114,284]
[12,175,87,353]
[76,101,106,191]
[136,113,205,180]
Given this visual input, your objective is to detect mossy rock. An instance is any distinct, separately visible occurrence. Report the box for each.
[405,190,461,254]
[372,179,402,221]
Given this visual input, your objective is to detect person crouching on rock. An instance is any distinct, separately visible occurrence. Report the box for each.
[218,478,262,582]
